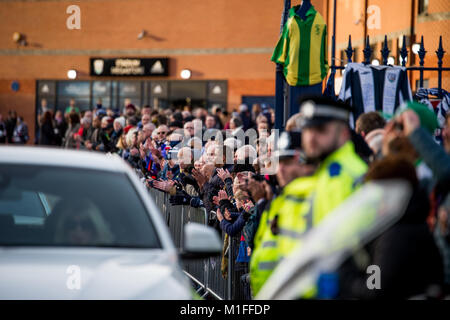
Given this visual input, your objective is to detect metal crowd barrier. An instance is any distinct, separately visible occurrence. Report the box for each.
[148,188,249,300]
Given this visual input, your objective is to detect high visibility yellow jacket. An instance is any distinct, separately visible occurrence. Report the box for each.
[250,175,317,295]
[276,175,318,256]
[250,140,367,297]
[312,141,368,224]
[249,198,282,296]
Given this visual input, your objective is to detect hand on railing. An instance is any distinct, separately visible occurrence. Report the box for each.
[169,191,192,206]
[153,180,175,192]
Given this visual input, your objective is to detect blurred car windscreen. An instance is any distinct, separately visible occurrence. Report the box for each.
[0,164,161,248]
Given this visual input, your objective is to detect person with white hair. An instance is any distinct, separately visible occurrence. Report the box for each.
[114,116,125,130]
[110,116,125,149]
[182,110,192,120]
[186,137,203,161]
[224,137,243,151]
[205,143,218,164]
[142,123,156,141]
[235,145,257,163]
[151,128,158,140]
[239,104,248,113]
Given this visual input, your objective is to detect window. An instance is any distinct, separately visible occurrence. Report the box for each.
[418,0,429,15]
[0,165,161,248]
[415,79,429,89]
[118,81,142,112]
[92,81,112,109]
[56,81,91,112]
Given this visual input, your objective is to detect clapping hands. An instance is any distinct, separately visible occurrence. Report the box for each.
[216,168,232,181]
[153,179,175,192]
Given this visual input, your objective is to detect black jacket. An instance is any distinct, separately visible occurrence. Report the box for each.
[39,121,56,146]
[338,188,444,299]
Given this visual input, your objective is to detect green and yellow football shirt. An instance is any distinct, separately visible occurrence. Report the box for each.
[271,5,329,86]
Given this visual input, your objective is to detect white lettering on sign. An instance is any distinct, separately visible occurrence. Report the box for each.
[367,5,381,30]
[115,59,141,67]
[66,5,81,30]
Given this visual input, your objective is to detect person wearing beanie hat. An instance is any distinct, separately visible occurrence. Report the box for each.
[395,101,439,135]
[389,101,450,193]
[125,103,137,119]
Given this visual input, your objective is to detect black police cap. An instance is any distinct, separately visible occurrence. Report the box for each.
[275,130,303,159]
[298,95,352,128]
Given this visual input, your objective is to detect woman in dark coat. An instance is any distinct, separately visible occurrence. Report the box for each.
[39,111,56,146]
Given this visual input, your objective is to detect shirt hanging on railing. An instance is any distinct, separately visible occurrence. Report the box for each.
[338,63,412,127]
[271,5,329,86]
[414,88,450,129]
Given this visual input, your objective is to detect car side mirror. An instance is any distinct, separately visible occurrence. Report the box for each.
[180,223,222,260]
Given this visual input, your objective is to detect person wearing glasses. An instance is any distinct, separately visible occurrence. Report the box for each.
[51,200,113,246]
[183,121,194,139]
[155,125,169,144]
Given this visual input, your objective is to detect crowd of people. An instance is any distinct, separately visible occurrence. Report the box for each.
[0,110,29,144]
[1,93,450,300]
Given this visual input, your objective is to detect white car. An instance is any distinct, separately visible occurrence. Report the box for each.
[0,146,221,299]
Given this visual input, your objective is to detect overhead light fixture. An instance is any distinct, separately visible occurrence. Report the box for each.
[180,69,192,79]
[387,56,395,65]
[137,30,147,40]
[371,59,380,66]
[67,69,77,79]
[412,43,421,54]
[12,32,27,46]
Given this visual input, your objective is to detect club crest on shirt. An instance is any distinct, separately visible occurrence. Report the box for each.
[315,25,321,36]
[387,72,397,83]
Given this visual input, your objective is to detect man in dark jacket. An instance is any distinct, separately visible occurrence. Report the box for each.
[202,144,234,216]
[0,114,7,144]
[239,104,254,131]
[6,110,17,144]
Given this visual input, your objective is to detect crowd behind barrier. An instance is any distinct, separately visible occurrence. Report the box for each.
[2,92,450,299]
[148,187,249,300]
